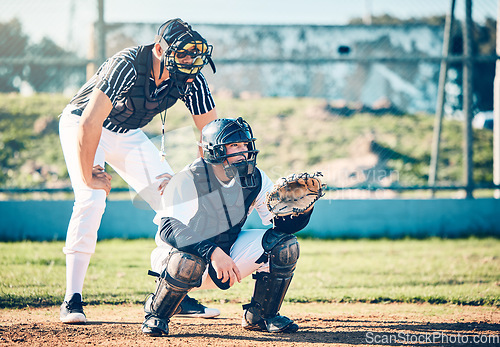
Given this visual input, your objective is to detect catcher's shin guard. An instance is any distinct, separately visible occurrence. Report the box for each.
[242,232,299,333]
[142,251,206,336]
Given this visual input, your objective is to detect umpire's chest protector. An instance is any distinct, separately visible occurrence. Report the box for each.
[188,159,262,254]
[107,44,181,130]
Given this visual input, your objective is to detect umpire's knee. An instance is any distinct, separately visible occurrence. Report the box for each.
[74,188,107,208]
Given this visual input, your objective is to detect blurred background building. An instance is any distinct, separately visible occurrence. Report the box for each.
[0,0,497,115]
[0,0,498,198]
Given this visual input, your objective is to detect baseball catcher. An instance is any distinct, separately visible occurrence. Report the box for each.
[141,117,323,336]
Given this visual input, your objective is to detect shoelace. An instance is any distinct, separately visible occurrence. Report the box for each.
[184,297,201,306]
[66,300,87,310]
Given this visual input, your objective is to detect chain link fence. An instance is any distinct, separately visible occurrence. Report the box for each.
[0,0,498,198]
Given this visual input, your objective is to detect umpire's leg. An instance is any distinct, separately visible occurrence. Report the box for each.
[59,108,108,323]
[104,128,174,212]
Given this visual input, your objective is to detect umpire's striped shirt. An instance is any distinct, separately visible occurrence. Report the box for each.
[69,46,215,121]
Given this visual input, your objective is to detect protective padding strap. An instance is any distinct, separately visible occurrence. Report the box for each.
[142,312,169,335]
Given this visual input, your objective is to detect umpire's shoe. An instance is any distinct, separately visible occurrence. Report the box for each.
[175,295,220,319]
[60,293,87,324]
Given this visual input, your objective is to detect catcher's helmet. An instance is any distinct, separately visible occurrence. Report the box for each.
[155,18,216,95]
[201,117,259,187]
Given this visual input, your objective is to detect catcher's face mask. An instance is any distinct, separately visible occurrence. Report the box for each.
[201,117,259,188]
[155,19,216,95]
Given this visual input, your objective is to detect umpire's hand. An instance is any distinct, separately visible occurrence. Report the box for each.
[91,165,112,195]
[210,247,242,287]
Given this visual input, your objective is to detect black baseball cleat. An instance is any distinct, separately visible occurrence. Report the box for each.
[242,313,299,333]
[175,295,220,318]
[60,293,87,324]
[142,314,169,337]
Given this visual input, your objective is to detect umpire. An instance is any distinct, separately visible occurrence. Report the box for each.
[59,18,217,324]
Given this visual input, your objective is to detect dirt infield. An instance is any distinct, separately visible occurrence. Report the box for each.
[1,302,498,346]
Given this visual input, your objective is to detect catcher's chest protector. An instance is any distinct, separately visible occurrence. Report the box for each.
[188,158,262,254]
[107,44,180,130]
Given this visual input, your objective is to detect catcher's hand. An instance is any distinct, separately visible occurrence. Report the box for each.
[266,172,325,217]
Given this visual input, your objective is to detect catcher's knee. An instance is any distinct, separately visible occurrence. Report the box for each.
[163,251,207,289]
[146,251,206,319]
[262,229,299,276]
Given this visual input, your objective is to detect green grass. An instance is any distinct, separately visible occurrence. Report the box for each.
[0,94,494,194]
[1,237,499,309]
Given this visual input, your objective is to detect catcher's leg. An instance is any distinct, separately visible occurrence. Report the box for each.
[142,251,206,336]
[242,230,300,333]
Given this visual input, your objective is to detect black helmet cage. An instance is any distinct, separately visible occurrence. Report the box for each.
[202,118,259,187]
[155,19,215,95]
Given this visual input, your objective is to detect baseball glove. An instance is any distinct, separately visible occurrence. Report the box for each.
[266,172,325,217]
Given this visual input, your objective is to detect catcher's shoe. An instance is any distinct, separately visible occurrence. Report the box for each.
[242,313,299,333]
[175,295,220,318]
[142,314,169,336]
[60,293,87,324]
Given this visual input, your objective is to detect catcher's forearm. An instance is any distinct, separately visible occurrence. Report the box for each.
[159,217,218,262]
[272,208,313,234]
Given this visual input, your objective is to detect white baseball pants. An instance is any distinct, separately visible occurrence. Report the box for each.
[59,107,174,255]
[150,228,270,291]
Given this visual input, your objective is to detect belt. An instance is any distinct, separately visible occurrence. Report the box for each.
[70,109,130,134]
[70,108,82,116]
[102,119,130,134]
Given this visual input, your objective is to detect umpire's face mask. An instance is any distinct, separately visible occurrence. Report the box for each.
[155,19,215,95]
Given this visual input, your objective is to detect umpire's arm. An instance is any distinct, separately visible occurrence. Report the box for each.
[77,89,113,193]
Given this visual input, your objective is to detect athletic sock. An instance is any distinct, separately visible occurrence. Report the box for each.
[64,252,92,302]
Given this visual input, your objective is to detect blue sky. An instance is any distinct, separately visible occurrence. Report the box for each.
[102,0,496,24]
[1,0,497,54]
